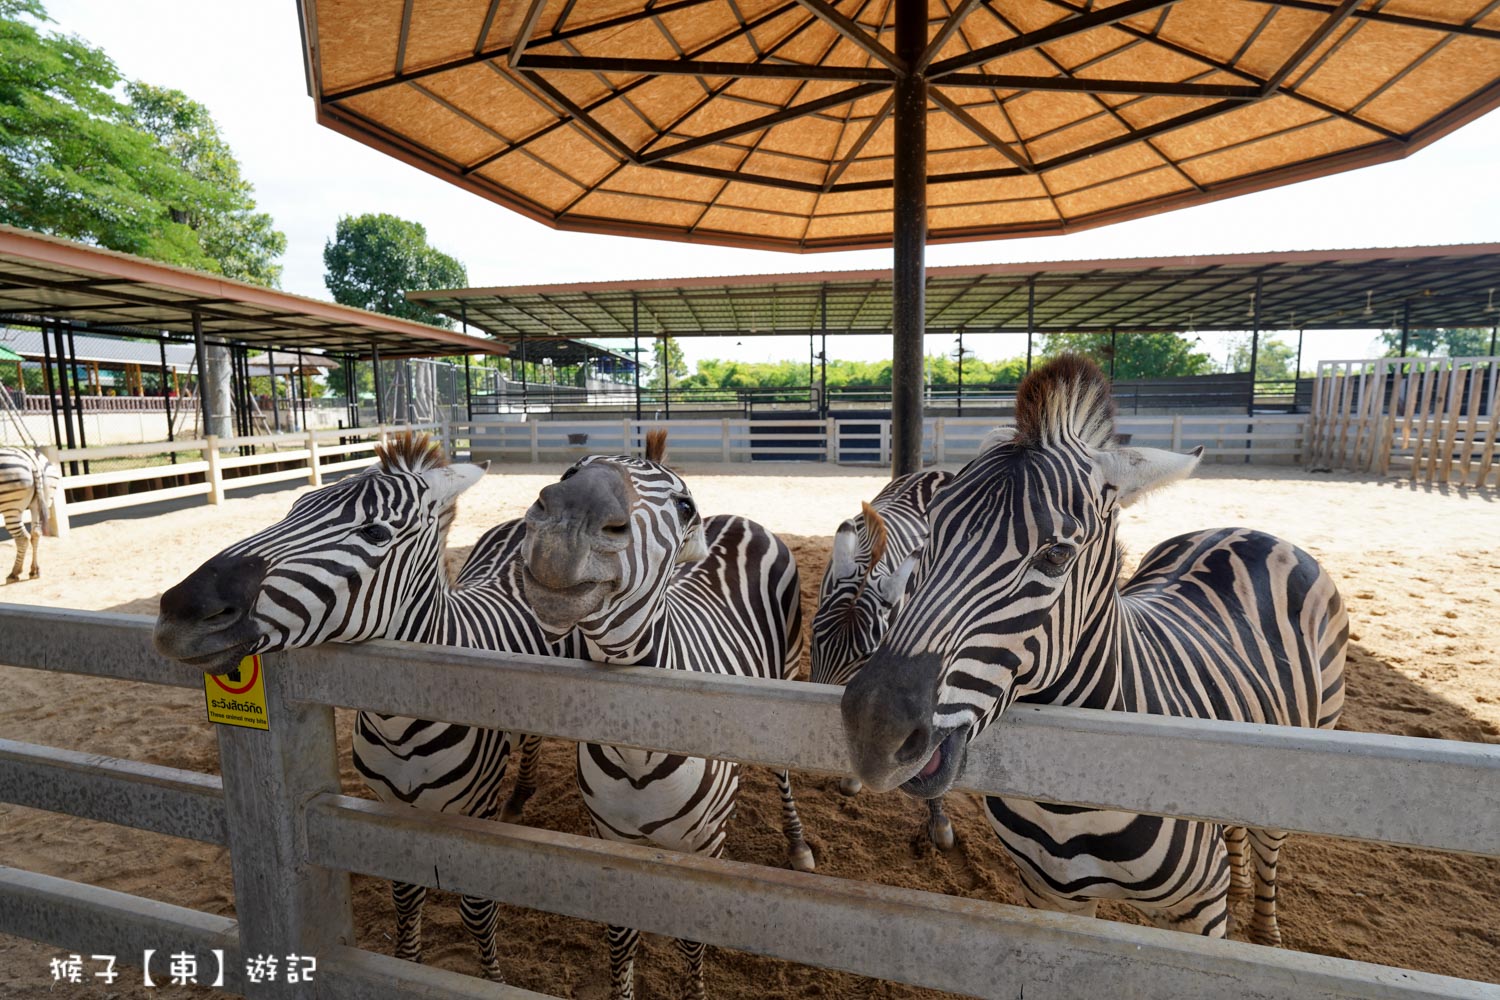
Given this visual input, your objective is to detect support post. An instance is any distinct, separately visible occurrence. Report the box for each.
[632,295,642,422]
[820,285,828,420]
[661,335,671,419]
[956,328,964,415]
[204,436,224,505]
[1399,301,1411,357]
[1294,329,1305,413]
[296,351,309,432]
[1247,277,1262,417]
[39,320,63,452]
[1490,324,1498,357]
[1026,277,1036,373]
[65,324,88,454]
[1110,327,1118,379]
[520,334,529,413]
[371,347,386,425]
[193,314,212,441]
[463,354,473,422]
[267,353,281,432]
[159,338,175,446]
[217,651,354,998]
[890,0,927,479]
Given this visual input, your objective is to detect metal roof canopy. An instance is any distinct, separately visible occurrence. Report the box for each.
[0,225,507,360]
[411,243,1500,339]
[301,1,1500,475]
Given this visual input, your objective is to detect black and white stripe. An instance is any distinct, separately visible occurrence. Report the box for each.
[843,356,1348,945]
[0,446,58,583]
[156,435,554,980]
[519,439,808,1000]
[810,470,957,847]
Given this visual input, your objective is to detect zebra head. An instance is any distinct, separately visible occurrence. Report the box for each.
[519,429,708,651]
[842,356,1202,798]
[153,434,485,673]
[810,503,920,686]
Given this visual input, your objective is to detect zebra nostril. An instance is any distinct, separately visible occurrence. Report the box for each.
[895,726,930,765]
[602,519,629,536]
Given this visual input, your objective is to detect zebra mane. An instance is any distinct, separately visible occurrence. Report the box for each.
[645,428,668,464]
[375,432,449,474]
[847,501,888,612]
[1012,354,1116,450]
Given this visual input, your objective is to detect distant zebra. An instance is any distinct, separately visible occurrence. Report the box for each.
[1,446,59,583]
[843,356,1347,945]
[811,471,958,848]
[154,435,554,980]
[518,430,811,1000]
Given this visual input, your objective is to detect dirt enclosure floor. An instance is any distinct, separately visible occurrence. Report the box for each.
[1,458,1497,998]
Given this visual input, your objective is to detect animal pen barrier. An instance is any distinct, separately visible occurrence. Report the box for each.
[39,423,440,537]
[455,415,1306,468]
[0,605,1496,999]
[1307,357,1500,487]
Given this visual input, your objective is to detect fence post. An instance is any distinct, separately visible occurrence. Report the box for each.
[306,431,323,487]
[529,421,539,463]
[1171,416,1182,452]
[42,444,69,539]
[825,417,836,464]
[204,436,224,506]
[934,417,946,464]
[216,650,354,998]
[721,418,731,463]
[879,421,890,467]
[622,418,631,454]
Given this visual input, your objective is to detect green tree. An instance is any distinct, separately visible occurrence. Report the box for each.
[0,0,211,264]
[323,213,467,325]
[1037,331,1212,379]
[648,336,688,389]
[123,83,285,286]
[1226,336,1301,380]
[1378,327,1492,358]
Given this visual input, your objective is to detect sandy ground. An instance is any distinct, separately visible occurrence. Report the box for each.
[1,458,1497,998]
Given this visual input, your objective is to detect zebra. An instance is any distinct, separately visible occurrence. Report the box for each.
[153,434,556,980]
[842,355,1348,946]
[1,446,59,583]
[811,470,959,849]
[517,429,812,1000]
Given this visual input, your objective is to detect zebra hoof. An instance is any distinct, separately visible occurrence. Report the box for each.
[788,841,816,873]
[28,569,39,578]
[4,575,19,585]
[837,776,862,796]
[480,961,505,982]
[499,787,535,824]
[927,815,955,851]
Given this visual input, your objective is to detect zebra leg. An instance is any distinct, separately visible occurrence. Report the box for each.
[1224,826,1253,902]
[837,775,862,796]
[926,795,955,850]
[500,733,542,823]
[1246,827,1289,947]
[774,769,816,872]
[392,881,427,964]
[607,924,641,1000]
[459,893,504,980]
[27,525,40,578]
[5,510,25,582]
[675,938,707,1000]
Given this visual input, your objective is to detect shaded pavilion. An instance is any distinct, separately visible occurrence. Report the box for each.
[0,225,505,450]
[300,0,1500,474]
[410,241,1500,415]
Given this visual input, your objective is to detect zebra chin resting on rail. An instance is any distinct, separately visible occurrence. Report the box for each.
[1,446,59,583]
[153,434,557,981]
[517,430,812,1000]
[811,471,959,849]
[843,356,1348,946]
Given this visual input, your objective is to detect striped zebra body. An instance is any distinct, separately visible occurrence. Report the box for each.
[518,432,808,1000]
[843,357,1348,945]
[811,470,958,848]
[1,446,58,583]
[155,435,556,980]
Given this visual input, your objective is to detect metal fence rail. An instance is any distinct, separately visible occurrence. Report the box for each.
[0,605,1496,999]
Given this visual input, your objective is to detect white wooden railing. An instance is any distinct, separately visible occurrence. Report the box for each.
[453,415,1306,467]
[44,423,440,537]
[0,605,1494,999]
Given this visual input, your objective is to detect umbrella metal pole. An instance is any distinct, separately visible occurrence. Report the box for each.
[890,0,926,478]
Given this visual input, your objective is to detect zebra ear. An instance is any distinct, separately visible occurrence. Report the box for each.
[1091,446,1203,507]
[979,424,1018,453]
[873,550,920,605]
[829,522,859,580]
[420,462,485,507]
[677,521,709,564]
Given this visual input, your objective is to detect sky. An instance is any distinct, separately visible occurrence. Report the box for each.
[37,1,1500,371]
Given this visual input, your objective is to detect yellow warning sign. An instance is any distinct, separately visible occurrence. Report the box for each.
[204,655,269,730]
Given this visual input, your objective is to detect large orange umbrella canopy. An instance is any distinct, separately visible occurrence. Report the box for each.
[303,0,1500,252]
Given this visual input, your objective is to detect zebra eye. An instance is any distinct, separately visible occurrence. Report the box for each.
[359,523,393,544]
[1034,543,1074,575]
[674,496,696,521]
